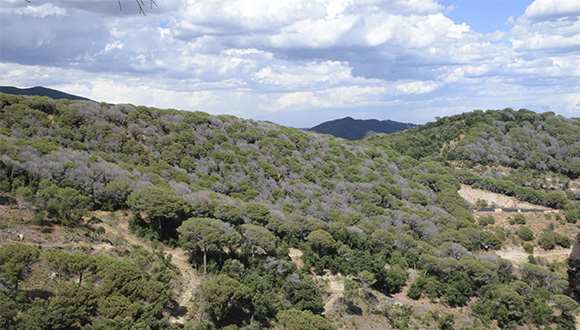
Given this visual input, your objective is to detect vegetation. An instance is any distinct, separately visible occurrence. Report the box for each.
[0,94,579,329]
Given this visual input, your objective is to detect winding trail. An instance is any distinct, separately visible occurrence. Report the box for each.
[96,214,200,323]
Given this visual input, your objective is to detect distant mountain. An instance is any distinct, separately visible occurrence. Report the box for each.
[308,116,416,140]
[0,86,93,102]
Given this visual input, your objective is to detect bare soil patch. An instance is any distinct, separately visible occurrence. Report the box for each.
[458,185,551,210]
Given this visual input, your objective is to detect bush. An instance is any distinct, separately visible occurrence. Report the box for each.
[537,233,556,250]
[516,226,535,241]
[513,214,526,225]
[523,243,534,254]
[478,215,495,227]
[537,232,571,249]
[553,233,571,248]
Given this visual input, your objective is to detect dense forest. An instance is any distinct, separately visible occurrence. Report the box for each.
[0,93,579,329]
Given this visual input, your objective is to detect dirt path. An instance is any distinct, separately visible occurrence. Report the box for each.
[96,213,199,323]
[289,247,304,269]
[494,245,572,265]
[458,184,551,210]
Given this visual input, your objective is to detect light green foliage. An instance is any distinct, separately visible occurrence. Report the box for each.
[523,243,534,254]
[307,229,335,253]
[104,181,133,210]
[1,95,579,329]
[408,190,429,205]
[513,214,526,225]
[276,309,335,330]
[537,232,571,249]
[244,202,271,225]
[43,249,97,284]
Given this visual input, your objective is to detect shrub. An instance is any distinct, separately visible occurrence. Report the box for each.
[523,243,534,254]
[516,226,535,241]
[513,214,526,225]
[478,215,495,227]
[537,233,556,250]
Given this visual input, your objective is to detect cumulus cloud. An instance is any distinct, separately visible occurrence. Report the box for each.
[0,0,579,126]
[521,0,580,22]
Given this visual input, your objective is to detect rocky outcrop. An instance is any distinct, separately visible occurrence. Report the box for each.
[568,234,580,301]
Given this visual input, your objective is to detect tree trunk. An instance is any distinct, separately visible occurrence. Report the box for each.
[203,247,207,274]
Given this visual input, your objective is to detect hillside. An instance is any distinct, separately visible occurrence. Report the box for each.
[309,116,416,140]
[0,95,579,329]
[0,86,93,102]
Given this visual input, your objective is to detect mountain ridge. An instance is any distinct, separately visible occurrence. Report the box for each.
[0,86,93,102]
[309,116,416,140]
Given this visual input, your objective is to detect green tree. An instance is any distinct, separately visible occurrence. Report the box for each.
[244,202,271,225]
[178,217,224,274]
[43,250,98,284]
[199,274,252,324]
[214,203,243,225]
[537,232,556,250]
[37,181,92,225]
[307,229,335,254]
[104,180,133,210]
[240,224,277,257]
[126,186,191,237]
[0,243,39,290]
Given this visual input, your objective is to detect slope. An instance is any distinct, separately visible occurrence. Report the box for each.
[1,94,579,329]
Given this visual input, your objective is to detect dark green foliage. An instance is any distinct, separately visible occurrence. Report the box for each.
[126,186,191,237]
[307,229,336,253]
[478,215,495,226]
[0,244,39,290]
[178,217,228,274]
[438,314,455,330]
[537,232,571,250]
[516,226,534,241]
[513,214,526,225]
[199,274,252,325]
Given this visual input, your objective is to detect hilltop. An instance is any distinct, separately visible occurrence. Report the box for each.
[0,86,93,102]
[308,116,416,140]
[0,94,579,330]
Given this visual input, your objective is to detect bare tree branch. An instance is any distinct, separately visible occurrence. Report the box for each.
[118,0,158,15]
[25,1,157,15]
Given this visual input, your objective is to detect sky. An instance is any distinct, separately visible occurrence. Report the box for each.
[1,0,580,128]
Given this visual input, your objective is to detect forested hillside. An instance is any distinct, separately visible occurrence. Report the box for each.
[0,95,579,329]
[308,117,416,140]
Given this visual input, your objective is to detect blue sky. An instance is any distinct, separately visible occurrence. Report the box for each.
[440,0,533,33]
[1,0,579,127]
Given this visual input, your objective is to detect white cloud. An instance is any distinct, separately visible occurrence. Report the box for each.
[13,3,65,18]
[0,0,579,128]
[522,0,580,22]
[396,80,439,95]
